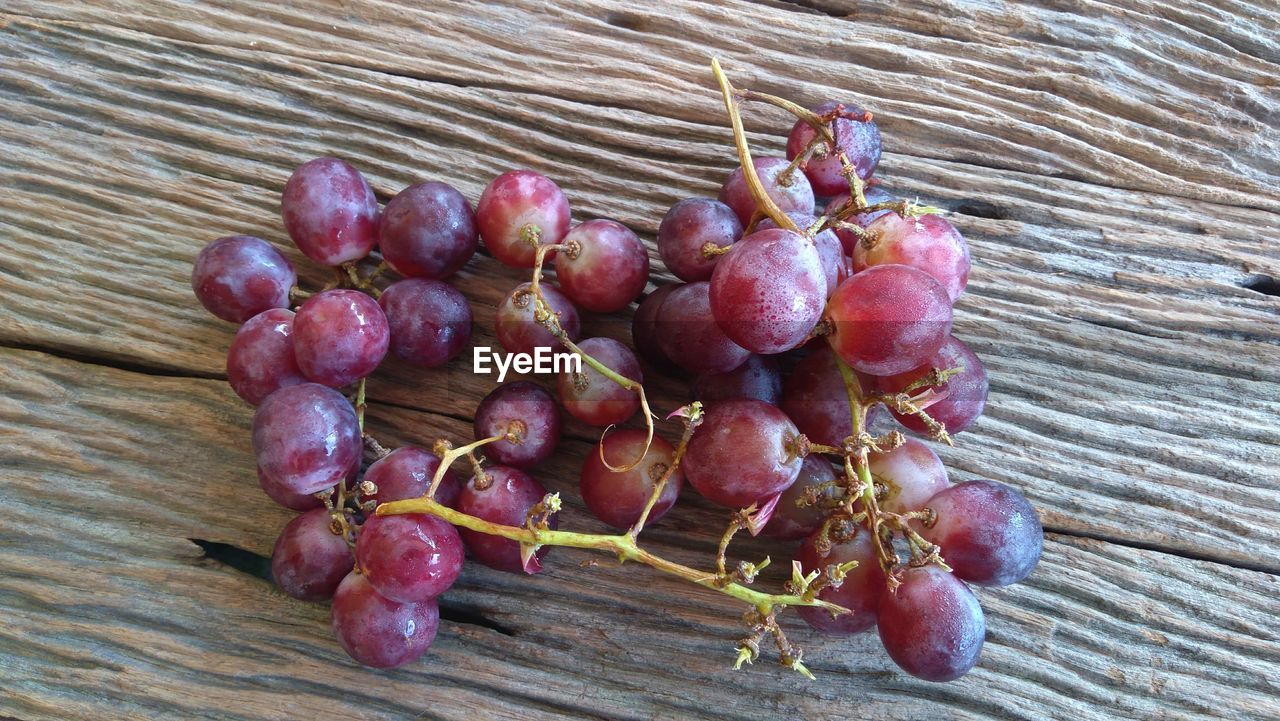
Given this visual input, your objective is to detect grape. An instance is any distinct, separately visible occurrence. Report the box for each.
[270,508,353,601]
[762,455,838,540]
[826,264,953,376]
[785,101,881,196]
[657,198,743,282]
[655,282,751,375]
[494,282,581,355]
[868,437,949,515]
[476,170,571,267]
[580,429,683,529]
[709,228,825,354]
[473,381,561,469]
[827,185,897,255]
[683,399,803,509]
[364,446,462,508]
[557,337,642,427]
[718,157,815,227]
[378,181,477,279]
[878,565,985,681]
[377,278,472,367]
[877,335,989,436]
[226,308,307,406]
[757,212,850,297]
[555,220,650,312]
[292,289,390,387]
[258,465,324,511]
[693,354,781,406]
[919,480,1042,587]
[855,213,970,301]
[356,512,465,603]
[281,157,379,265]
[780,344,880,448]
[631,285,678,371]
[331,571,439,669]
[455,466,557,573]
[795,528,886,634]
[252,383,362,495]
[191,236,295,323]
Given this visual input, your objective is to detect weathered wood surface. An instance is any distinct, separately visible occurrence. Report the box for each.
[0,1,1277,719]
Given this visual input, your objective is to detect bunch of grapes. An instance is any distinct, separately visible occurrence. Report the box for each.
[191,60,1043,681]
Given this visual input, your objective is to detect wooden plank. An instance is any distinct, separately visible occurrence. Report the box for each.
[0,15,1276,570]
[1,346,1277,721]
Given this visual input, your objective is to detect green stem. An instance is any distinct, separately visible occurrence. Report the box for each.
[427,435,504,498]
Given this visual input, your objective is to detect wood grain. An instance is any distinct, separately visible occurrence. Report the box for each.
[0,1,1277,718]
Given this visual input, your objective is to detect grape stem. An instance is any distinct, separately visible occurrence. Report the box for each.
[627,403,702,540]
[426,435,505,498]
[376,494,849,618]
[832,355,899,579]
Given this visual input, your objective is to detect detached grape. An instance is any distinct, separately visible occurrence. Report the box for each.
[192,235,295,323]
[919,480,1042,587]
[357,512,465,603]
[557,337,642,427]
[476,170,571,267]
[555,219,650,313]
[252,383,362,496]
[709,228,826,354]
[631,285,678,371]
[226,308,307,406]
[378,278,472,367]
[473,381,561,469]
[258,465,323,511]
[378,181,477,279]
[657,198,742,282]
[292,289,390,388]
[580,429,683,529]
[826,264,953,376]
[718,157,815,227]
[683,399,803,509]
[270,508,353,601]
[655,282,751,375]
[693,354,781,406]
[331,572,439,669]
[878,565,985,682]
[281,157,379,266]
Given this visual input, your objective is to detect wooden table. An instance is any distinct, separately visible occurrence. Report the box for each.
[2,2,1277,719]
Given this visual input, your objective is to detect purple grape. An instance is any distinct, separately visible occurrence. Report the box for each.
[379,181,477,279]
[718,157,815,227]
[281,157,379,266]
[356,512,465,603]
[709,228,825,354]
[377,278,472,367]
[555,219,650,313]
[796,528,886,634]
[780,344,880,448]
[271,508,353,601]
[292,289,390,387]
[580,429,683,529]
[826,265,953,376]
[762,455,838,540]
[877,336,989,436]
[868,438,949,515]
[226,308,307,406]
[758,212,850,297]
[683,399,803,509]
[878,565,985,681]
[476,170,571,268]
[557,337,642,427]
[455,466,557,574]
[252,383,362,495]
[655,282,751,375]
[473,382,561,469]
[631,285,678,371]
[364,446,462,508]
[856,213,970,301]
[258,465,323,511]
[494,282,581,355]
[919,480,1042,587]
[693,354,781,406]
[786,101,881,195]
[192,235,295,323]
[828,185,896,255]
[331,571,439,668]
[657,198,742,282]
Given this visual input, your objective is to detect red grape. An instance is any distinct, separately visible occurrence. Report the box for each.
[709,228,825,354]
[476,170,571,267]
[557,337,642,427]
[555,219,650,312]
[226,308,307,406]
[826,264,953,376]
[579,429,683,529]
[252,383,362,495]
[356,512,465,603]
[785,101,881,195]
[758,212,850,297]
[281,157,379,266]
[473,381,561,469]
[331,571,439,669]
[869,438,949,515]
[455,466,557,574]
[878,565,984,681]
[780,344,880,448]
[631,285,678,371]
[795,528,886,634]
[693,354,781,406]
[919,480,1042,587]
[292,289,390,387]
[377,278,472,367]
[827,185,896,255]
[364,446,462,508]
[494,282,581,355]
[877,336,989,436]
[258,465,323,511]
[655,282,751,375]
[270,508,353,601]
[718,157,815,227]
[191,235,295,322]
[762,455,837,540]
[657,198,742,282]
[683,399,803,509]
[378,181,477,279]
[855,213,970,301]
